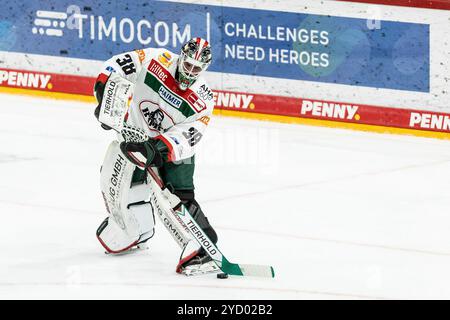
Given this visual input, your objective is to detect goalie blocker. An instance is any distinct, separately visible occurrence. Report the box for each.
[94,72,134,132]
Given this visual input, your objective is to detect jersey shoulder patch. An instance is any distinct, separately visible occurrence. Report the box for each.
[157,50,175,68]
[195,81,214,103]
[197,115,211,126]
[134,49,147,64]
[138,47,173,66]
[192,79,215,112]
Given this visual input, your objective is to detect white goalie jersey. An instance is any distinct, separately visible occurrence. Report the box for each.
[97,47,214,162]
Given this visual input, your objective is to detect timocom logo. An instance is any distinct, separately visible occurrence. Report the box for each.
[31,5,191,47]
[410,112,450,131]
[31,5,90,38]
[301,99,360,120]
[0,70,52,89]
[32,10,68,37]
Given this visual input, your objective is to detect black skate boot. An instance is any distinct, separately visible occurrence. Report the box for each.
[173,195,219,276]
[176,248,220,276]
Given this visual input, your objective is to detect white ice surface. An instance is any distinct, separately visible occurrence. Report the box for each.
[1,93,450,300]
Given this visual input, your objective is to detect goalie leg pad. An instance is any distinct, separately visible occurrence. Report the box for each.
[97,141,155,253]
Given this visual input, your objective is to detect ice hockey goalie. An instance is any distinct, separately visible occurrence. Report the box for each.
[93,37,219,276]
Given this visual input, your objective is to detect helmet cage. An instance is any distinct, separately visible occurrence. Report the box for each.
[179,52,209,80]
[177,38,212,90]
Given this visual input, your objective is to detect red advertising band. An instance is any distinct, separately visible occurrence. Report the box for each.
[214,90,450,134]
[0,67,95,95]
[1,67,449,135]
[337,0,450,10]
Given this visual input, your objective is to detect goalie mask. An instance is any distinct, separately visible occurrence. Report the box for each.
[176,37,212,90]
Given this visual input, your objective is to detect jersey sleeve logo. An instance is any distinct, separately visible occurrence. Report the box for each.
[135,49,146,64]
[198,116,210,126]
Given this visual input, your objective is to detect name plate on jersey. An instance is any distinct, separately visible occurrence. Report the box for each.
[99,73,134,132]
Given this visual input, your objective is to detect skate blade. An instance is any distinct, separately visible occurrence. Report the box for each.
[104,243,149,256]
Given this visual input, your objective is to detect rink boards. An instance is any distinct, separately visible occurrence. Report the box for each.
[0,0,450,139]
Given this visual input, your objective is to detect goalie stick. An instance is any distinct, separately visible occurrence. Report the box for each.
[121,124,275,278]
